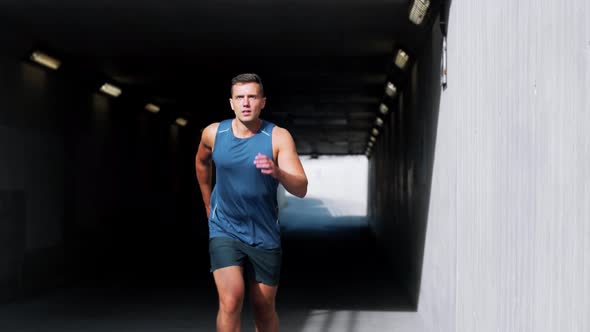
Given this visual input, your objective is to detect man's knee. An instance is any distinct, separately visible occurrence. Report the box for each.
[252,296,275,320]
[219,291,244,315]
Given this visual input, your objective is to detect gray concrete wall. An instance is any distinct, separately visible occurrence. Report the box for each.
[0,59,69,301]
[0,55,197,300]
[369,1,589,330]
[368,15,443,308]
[417,1,589,331]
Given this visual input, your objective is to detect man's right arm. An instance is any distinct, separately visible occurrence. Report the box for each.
[195,123,219,219]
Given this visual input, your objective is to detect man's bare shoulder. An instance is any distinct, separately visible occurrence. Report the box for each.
[271,125,293,140]
[271,125,296,151]
[201,122,220,147]
[204,122,220,134]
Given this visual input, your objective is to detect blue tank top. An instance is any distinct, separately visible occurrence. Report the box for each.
[209,119,281,249]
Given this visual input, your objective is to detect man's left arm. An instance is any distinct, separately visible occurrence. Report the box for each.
[254,127,308,198]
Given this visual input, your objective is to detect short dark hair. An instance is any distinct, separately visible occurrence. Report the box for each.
[231,73,264,97]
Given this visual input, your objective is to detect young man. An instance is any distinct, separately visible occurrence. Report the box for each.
[195,73,308,332]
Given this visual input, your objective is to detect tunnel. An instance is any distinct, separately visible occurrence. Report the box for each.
[2,1,590,331]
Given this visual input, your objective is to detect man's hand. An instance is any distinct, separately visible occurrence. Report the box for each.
[254,153,280,178]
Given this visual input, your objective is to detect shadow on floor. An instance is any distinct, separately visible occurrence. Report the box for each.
[279,197,412,313]
[0,196,413,331]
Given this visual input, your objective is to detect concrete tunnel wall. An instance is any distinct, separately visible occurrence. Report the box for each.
[0,57,208,302]
[369,1,589,331]
[0,59,69,300]
[368,14,444,308]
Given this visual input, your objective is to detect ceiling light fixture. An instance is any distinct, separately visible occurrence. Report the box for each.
[370,136,376,143]
[379,103,389,115]
[175,117,188,127]
[30,51,61,70]
[145,103,160,113]
[368,141,374,147]
[395,49,409,69]
[100,83,122,97]
[375,117,384,127]
[385,82,397,98]
[409,0,430,25]
[372,128,380,136]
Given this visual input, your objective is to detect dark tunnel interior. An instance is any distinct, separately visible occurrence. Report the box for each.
[0,1,450,330]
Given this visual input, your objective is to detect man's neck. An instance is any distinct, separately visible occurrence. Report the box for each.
[232,118,262,138]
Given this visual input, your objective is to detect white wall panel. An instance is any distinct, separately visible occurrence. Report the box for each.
[419,1,590,331]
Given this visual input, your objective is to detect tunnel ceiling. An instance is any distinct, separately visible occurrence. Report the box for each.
[1,0,442,155]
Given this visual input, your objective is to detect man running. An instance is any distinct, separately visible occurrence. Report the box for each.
[195,73,308,332]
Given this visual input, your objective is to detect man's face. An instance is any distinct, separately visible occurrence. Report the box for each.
[229,82,266,124]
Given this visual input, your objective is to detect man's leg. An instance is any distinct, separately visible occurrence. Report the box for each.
[250,281,279,332]
[213,266,245,332]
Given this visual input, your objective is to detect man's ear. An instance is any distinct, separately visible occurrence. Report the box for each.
[229,98,234,110]
[261,97,267,109]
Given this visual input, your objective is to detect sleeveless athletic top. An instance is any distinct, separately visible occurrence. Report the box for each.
[209,119,281,249]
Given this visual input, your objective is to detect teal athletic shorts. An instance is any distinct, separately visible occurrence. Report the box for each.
[209,236,282,286]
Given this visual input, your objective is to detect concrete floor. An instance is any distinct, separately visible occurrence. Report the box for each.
[0,197,417,331]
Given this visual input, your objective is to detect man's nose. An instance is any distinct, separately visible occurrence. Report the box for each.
[242,97,250,106]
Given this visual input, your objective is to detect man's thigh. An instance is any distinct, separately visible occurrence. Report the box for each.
[249,280,278,308]
[242,244,282,286]
[213,265,245,301]
[209,237,248,303]
[209,237,247,272]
